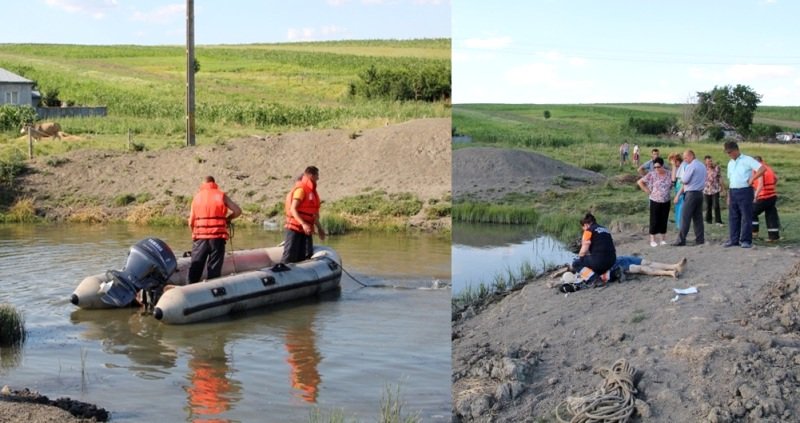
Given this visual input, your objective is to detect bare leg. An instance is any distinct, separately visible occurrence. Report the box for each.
[629,264,677,278]
[640,257,687,273]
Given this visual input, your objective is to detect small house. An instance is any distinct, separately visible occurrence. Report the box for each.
[0,68,35,106]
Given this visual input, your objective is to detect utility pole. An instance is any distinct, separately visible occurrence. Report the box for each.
[185,0,195,146]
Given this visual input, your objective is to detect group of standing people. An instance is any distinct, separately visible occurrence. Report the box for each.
[187,166,325,284]
[635,142,780,249]
[619,142,641,167]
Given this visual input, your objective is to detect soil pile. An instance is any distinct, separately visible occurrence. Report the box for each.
[0,386,108,422]
[453,232,800,422]
[17,118,451,228]
[453,147,605,201]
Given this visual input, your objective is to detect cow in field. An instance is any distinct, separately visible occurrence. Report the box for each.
[20,122,63,141]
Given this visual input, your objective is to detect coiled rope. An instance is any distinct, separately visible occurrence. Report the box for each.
[554,358,638,423]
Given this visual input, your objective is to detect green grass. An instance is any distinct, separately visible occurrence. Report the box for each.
[453,103,800,246]
[0,40,450,160]
[307,384,421,423]
[0,304,26,347]
[453,261,545,310]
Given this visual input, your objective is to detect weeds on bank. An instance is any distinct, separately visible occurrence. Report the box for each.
[4,197,38,223]
[0,304,26,347]
[307,384,420,423]
[453,260,547,310]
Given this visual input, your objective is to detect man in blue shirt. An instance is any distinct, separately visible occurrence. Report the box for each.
[723,141,765,248]
[672,150,706,246]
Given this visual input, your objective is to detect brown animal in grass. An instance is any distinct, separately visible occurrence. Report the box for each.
[20,122,63,141]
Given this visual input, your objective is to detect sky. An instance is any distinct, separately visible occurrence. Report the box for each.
[453,0,800,106]
[0,0,449,45]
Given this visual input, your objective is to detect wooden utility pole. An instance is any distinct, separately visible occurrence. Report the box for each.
[185,0,196,146]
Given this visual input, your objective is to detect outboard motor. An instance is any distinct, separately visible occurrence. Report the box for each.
[101,238,177,308]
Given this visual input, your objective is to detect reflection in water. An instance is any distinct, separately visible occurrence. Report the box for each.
[70,309,177,375]
[452,222,540,248]
[186,338,241,423]
[284,317,322,403]
[452,223,575,294]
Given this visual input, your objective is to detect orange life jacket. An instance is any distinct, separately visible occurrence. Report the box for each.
[284,175,320,233]
[190,182,229,240]
[753,164,777,200]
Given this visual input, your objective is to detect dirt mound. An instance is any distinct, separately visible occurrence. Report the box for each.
[0,386,108,422]
[17,118,451,225]
[453,232,800,422]
[453,147,605,201]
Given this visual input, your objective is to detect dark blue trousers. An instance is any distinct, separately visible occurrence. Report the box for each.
[728,187,755,245]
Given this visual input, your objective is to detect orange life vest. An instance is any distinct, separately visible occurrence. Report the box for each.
[284,175,320,233]
[190,182,229,240]
[753,164,777,201]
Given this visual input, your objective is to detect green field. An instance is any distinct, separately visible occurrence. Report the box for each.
[0,39,450,157]
[453,103,800,245]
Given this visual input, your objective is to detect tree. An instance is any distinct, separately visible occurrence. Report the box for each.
[694,84,761,136]
[543,110,551,119]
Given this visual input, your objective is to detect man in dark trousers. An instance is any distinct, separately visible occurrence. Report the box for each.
[751,156,780,242]
[723,141,766,248]
[672,150,706,246]
[187,176,241,283]
[283,166,326,264]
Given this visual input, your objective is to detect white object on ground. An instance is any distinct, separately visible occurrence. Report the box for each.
[673,286,698,295]
[671,295,680,302]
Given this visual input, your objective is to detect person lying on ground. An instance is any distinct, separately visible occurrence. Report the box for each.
[548,256,688,290]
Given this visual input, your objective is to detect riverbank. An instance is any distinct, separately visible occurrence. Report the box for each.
[452,227,800,422]
[9,118,451,232]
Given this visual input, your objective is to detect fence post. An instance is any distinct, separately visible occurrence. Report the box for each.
[27,127,33,159]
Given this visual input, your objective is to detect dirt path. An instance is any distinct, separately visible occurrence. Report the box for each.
[453,231,800,422]
[17,118,451,228]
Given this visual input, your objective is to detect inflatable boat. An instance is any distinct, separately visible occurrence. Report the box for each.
[71,238,342,324]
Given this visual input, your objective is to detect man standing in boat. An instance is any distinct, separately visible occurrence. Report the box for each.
[188,176,242,283]
[283,166,326,263]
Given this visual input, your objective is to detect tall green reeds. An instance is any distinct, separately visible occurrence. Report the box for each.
[452,202,538,224]
[0,304,26,347]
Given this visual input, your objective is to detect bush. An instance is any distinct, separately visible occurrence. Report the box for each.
[627,116,677,135]
[349,63,451,102]
[707,125,725,141]
[0,304,26,347]
[113,193,136,206]
[750,123,783,139]
[543,110,551,119]
[0,104,37,131]
[0,154,28,185]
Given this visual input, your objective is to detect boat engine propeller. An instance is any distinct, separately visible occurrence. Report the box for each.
[101,238,178,309]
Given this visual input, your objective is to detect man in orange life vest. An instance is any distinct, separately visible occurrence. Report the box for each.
[751,156,780,242]
[188,176,242,283]
[283,166,326,264]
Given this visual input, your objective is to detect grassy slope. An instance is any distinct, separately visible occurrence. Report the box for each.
[0,40,451,230]
[0,39,450,156]
[453,103,800,244]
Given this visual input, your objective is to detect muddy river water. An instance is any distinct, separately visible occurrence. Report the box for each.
[0,223,451,422]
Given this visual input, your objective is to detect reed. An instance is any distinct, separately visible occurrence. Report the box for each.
[0,304,26,347]
[380,384,420,423]
[320,213,351,235]
[5,197,38,223]
[452,260,553,310]
[452,202,538,224]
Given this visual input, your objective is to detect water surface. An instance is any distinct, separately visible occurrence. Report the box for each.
[0,223,451,422]
[452,223,574,294]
